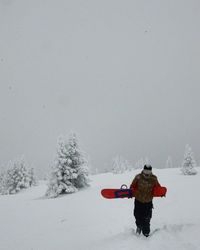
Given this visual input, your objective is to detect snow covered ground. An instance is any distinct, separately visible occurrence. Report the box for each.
[0,168,200,250]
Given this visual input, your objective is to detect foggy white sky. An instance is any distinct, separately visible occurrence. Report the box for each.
[0,0,200,176]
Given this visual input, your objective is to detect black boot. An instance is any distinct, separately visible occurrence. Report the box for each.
[136,227,142,235]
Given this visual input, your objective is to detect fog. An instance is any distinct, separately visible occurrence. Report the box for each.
[0,0,200,176]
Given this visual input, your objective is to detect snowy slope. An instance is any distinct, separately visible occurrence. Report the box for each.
[0,168,200,250]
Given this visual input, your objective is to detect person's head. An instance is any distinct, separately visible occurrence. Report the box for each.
[142,164,152,178]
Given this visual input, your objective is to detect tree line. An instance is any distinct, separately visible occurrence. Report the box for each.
[0,134,198,197]
[0,132,90,197]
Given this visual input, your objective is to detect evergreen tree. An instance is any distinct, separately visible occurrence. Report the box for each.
[126,161,134,172]
[0,157,34,195]
[135,157,150,169]
[166,156,173,168]
[111,155,128,174]
[28,168,37,186]
[46,133,90,198]
[111,156,121,174]
[135,159,142,169]
[181,144,197,175]
[0,171,6,194]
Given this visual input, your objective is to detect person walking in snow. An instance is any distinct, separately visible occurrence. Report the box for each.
[130,165,161,237]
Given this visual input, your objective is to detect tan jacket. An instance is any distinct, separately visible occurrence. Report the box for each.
[130,172,160,203]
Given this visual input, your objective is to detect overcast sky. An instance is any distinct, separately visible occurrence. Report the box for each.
[0,0,200,176]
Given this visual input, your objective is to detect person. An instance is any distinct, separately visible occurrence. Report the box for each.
[130,164,161,237]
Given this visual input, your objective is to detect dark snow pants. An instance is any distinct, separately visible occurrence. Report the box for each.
[134,199,153,236]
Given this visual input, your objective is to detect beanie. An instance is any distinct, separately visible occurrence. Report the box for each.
[143,164,152,171]
[143,164,152,175]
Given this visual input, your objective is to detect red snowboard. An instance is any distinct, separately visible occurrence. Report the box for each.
[101,185,167,199]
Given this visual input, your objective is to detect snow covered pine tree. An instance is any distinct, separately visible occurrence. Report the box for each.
[166,156,173,169]
[28,168,37,186]
[0,157,35,195]
[0,171,6,194]
[46,133,90,198]
[111,156,129,174]
[112,156,125,174]
[181,144,197,175]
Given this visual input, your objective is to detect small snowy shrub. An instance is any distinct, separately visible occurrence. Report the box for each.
[181,144,197,175]
[46,133,90,198]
